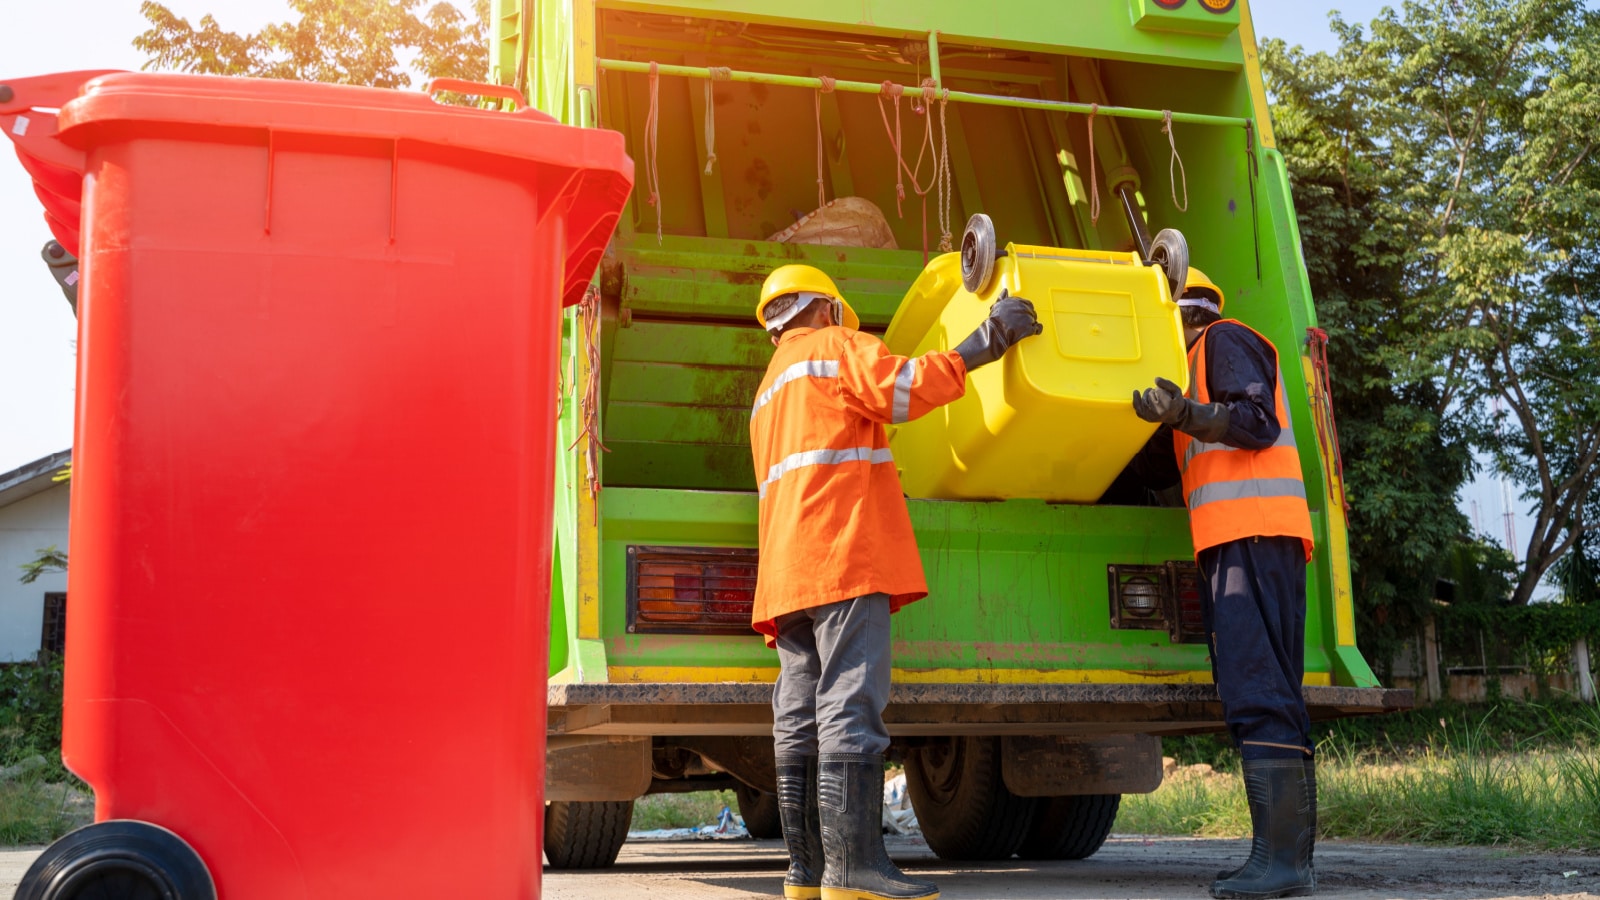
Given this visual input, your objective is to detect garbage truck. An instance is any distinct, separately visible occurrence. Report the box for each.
[501,0,1412,868]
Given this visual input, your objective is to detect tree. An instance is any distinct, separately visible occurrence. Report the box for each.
[135,0,488,87]
[1266,0,1600,610]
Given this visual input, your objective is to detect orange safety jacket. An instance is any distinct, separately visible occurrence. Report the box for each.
[749,325,968,645]
[1173,320,1315,561]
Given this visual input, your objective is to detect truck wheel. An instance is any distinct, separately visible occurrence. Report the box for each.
[16,820,215,900]
[1148,228,1189,298]
[1017,793,1122,860]
[734,781,782,839]
[544,800,633,869]
[904,736,1037,860]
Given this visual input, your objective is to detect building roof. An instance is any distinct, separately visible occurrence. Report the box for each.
[0,449,71,510]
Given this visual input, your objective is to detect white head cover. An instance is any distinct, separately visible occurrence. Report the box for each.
[1177,294,1222,317]
[762,291,835,334]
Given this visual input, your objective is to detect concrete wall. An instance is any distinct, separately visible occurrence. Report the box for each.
[0,483,68,662]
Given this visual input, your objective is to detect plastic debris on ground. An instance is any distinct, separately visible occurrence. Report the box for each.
[628,805,752,841]
[883,772,919,835]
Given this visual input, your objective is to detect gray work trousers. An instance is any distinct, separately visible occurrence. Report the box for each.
[772,594,892,757]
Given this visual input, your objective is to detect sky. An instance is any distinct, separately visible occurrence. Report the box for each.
[0,0,1537,566]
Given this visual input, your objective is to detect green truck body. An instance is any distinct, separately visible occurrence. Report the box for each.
[494,0,1410,866]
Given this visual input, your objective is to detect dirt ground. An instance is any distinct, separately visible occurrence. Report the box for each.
[0,835,1594,898]
[548,835,1599,900]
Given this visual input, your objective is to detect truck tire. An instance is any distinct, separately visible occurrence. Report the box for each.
[734,782,782,839]
[904,736,1037,860]
[1017,794,1121,860]
[543,800,633,869]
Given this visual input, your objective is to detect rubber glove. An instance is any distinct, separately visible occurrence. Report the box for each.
[954,289,1044,371]
[1132,377,1230,442]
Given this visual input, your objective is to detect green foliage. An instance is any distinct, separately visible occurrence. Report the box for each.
[1264,0,1600,619]
[1137,706,1600,850]
[0,658,68,781]
[630,790,734,831]
[135,0,489,88]
[18,546,67,586]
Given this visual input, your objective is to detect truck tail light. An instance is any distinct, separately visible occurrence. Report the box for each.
[1166,561,1208,644]
[1107,561,1209,644]
[1108,564,1169,632]
[626,546,758,635]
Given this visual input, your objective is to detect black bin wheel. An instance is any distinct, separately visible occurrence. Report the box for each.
[904,735,1038,861]
[1017,793,1122,860]
[544,799,633,869]
[960,213,999,295]
[16,819,216,900]
[1148,228,1190,298]
[734,780,782,839]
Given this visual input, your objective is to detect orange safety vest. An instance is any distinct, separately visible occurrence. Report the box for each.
[749,325,968,646]
[1172,321,1315,561]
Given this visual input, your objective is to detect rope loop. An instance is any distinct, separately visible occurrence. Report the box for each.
[920,77,937,107]
[880,80,903,99]
[703,79,717,175]
[1162,110,1189,213]
[708,66,732,81]
[818,75,837,93]
[1087,103,1101,226]
[815,88,828,209]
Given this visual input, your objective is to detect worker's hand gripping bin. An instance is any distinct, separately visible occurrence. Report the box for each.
[884,215,1190,502]
[0,72,632,899]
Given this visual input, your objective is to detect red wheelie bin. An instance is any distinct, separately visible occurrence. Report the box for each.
[0,71,632,899]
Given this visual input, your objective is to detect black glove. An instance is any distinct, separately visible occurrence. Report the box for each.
[1132,377,1230,442]
[954,289,1044,371]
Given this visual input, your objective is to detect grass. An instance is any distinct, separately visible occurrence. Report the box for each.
[0,775,92,845]
[630,790,736,832]
[1121,703,1600,852]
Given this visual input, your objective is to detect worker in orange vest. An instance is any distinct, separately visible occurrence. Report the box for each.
[750,264,1040,900]
[1132,268,1318,900]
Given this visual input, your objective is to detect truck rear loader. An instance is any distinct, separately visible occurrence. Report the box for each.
[501,0,1413,868]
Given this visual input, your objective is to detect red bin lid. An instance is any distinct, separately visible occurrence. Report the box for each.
[3,71,634,308]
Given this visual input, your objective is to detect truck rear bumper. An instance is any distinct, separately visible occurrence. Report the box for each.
[548,682,1413,737]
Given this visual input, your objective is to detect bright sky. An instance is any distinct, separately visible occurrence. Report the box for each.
[0,0,1538,569]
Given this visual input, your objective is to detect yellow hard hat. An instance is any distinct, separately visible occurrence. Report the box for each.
[757,264,860,332]
[1178,267,1225,315]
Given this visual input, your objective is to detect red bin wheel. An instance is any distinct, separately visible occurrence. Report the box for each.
[16,820,215,900]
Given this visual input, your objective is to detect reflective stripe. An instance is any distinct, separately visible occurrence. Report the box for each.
[891,359,917,424]
[1187,477,1308,510]
[1183,422,1298,470]
[751,359,839,420]
[758,446,894,499]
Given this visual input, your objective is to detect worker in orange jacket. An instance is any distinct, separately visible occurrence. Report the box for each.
[750,264,1040,900]
[1132,268,1318,900]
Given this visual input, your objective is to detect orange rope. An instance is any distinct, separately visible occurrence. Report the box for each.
[1306,327,1349,515]
[568,285,609,496]
[815,76,836,210]
[645,62,663,244]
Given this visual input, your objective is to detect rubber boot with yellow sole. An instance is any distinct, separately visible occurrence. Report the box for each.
[777,755,822,900]
[818,753,938,900]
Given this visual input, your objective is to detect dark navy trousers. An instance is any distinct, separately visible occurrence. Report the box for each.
[1199,535,1313,760]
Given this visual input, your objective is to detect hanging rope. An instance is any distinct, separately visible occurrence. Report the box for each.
[875,78,951,259]
[936,92,953,252]
[1306,327,1350,516]
[815,77,836,211]
[1162,110,1189,213]
[1087,104,1101,226]
[568,285,609,496]
[1244,124,1260,268]
[645,62,663,245]
[703,81,717,175]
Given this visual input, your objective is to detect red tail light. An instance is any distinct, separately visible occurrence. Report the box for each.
[1167,561,1208,644]
[627,546,758,635]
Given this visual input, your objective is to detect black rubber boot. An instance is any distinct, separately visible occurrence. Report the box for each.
[777,755,823,900]
[818,753,939,900]
[1304,758,1317,878]
[1210,759,1316,899]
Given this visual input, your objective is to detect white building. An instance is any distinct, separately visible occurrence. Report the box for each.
[0,449,70,662]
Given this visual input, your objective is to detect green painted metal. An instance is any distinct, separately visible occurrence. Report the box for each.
[597,59,1255,129]
[523,1,1382,694]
